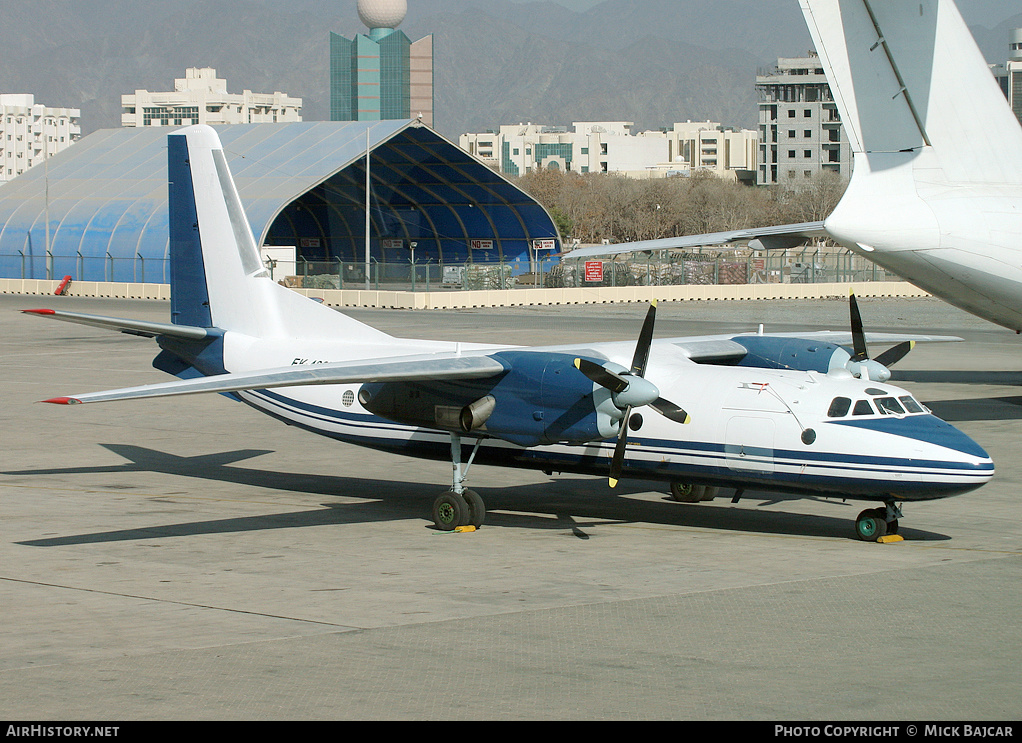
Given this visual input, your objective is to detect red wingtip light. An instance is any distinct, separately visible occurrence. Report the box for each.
[23,309,56,315]
[42,397,81,405]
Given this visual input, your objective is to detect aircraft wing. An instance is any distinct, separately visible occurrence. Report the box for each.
[44,353,507,405]
[568,221,828,259]
[669,330,961,364]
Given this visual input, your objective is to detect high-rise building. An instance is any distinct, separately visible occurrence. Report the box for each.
[0,94,81,184]
[330,0,434,127]
[1006,28,1022,125]
[121,68,301,128]
[756,54,851,186]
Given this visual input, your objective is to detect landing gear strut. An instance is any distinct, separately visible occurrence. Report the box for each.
[432,433,486,531]
[854,502,902,542]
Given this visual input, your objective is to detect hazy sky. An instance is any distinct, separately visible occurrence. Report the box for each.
[507,0,607,7]
[502,0,1016,27]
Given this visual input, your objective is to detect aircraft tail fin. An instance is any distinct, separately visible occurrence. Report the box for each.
[167,125,390,342]
[800,0,1022,185]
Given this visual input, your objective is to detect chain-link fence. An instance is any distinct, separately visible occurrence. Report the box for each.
[287,246,897,290]
[4,245,898,290]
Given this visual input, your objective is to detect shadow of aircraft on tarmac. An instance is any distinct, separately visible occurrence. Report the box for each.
[6,443,952,547]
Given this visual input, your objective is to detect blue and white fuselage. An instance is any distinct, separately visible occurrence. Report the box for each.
[222,332,991,504]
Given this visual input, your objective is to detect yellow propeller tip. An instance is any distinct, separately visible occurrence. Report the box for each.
[609,478,619,488]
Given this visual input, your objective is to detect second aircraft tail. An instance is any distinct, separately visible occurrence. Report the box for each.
[800,0,1022,185]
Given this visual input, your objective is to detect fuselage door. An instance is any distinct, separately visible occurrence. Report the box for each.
[725,416,776,473]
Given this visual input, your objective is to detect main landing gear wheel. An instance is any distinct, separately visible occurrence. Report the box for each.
[670,482,702,503]
[432,489,487,531]
[433,491,469,531]
[855,508,889,542]
[462,489,486,528]
[670,483,717,503]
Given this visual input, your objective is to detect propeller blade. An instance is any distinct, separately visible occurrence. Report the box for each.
[630,299,658,375]
[848,291,869,363]
[608,407,632,488]
[874,340,915,368]
[650,397,691,425]
[574,358,629,394]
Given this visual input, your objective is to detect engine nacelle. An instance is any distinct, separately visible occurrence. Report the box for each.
[358,351,621,448]
[730,336,890,382]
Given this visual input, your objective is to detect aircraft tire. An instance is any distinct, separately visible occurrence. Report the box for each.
[463,489,486,528]
[670,482,703,503]
[855,508,888,542]
[433,491,469,531]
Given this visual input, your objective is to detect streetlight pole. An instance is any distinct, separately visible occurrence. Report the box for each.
[365,127,371,291]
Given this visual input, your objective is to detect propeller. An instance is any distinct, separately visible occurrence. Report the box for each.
[845,291,914,382]
[574,300,690,488]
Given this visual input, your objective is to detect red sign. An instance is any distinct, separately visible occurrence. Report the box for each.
[584,261,604,282]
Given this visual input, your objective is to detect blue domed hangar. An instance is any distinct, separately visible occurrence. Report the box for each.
[0,120,561,284]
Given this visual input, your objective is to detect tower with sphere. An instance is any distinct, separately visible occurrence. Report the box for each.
[330,0,434,127]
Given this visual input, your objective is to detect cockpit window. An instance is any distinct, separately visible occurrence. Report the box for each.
[899,395,925,414]
[827,397,852,417]
[875,397,906,415]
[852,399,874,416]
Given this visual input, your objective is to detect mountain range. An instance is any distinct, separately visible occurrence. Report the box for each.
[1,0,1019,140]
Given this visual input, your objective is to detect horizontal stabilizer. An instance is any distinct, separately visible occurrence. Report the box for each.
[43,353,508,405]
[22,309,211,340]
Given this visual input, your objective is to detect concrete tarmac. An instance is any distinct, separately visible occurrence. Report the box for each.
[1,294,1020,721]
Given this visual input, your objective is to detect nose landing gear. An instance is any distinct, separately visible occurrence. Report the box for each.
[855,503,902,542]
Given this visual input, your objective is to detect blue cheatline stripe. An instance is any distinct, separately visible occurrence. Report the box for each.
[827,415,990,458]
[244,389,990,496]
[167,133,212,329]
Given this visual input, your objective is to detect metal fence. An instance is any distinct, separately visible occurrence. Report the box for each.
[4,245,898,290]
[280,246,897,290]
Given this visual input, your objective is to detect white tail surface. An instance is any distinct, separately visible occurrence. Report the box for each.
[170,125,391,343]
[800,0,1022,185]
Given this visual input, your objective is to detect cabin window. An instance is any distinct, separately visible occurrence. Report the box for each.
[899,395,925,414]
[827,397,851,417]
[875,397,906,415]
[852,399,874,416]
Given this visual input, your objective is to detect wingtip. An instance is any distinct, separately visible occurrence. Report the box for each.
[22,309,56,315]
[41,396,81,405]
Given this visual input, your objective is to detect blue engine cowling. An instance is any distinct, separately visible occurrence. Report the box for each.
[358,350,621,447]
[730,336,890,381]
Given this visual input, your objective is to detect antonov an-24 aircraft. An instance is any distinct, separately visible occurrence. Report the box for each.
[24,125,992,541]
[575,0,1022,335]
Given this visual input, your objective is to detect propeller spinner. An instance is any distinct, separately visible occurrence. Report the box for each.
[845,291,914,382]
[574,300,690,488]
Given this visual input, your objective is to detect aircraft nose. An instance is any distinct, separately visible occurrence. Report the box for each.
[920,416,995,491]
